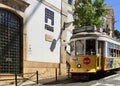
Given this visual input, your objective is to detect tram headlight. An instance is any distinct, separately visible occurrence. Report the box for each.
[77,64,81,68]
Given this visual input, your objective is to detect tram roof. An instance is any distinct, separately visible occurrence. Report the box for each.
[70,32,120,45]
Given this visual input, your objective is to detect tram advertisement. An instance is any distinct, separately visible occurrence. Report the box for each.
[105,58,120,69]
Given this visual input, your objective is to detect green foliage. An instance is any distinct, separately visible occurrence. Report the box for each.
[114,30,120,38]
[73,0,108,28]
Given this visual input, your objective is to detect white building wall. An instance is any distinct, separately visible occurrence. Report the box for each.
[46,0,61,9]
[25,0,61,63]
[66,5,74,43]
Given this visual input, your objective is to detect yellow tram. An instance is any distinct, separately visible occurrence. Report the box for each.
[69,27,120,79]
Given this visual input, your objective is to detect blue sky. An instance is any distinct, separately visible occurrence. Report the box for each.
[105,0,120,31]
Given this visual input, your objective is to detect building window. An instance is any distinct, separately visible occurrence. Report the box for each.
[45,8,54,25]
[68,0,72,5]
[45,8,54,32]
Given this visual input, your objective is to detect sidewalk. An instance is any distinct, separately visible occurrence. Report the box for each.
[3,75,69,86]
[41,75,69,85]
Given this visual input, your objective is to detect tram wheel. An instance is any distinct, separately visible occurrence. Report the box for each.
[71,73,90,81]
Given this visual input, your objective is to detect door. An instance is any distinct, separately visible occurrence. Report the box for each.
[98,41,104,69]
[0,9,23,74]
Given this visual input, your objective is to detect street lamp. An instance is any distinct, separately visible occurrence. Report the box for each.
[63,21,73,30]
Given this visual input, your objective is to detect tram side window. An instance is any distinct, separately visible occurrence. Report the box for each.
[117,50,119,57]
[86,39,96,55]
[70,41,75,56]
[107,42,120,57]
[119,50,120,57]
[107,42,111,57]
[110,49,115,57]
[112,44,117,57]
[75,40,84,55]
[117,45,120,57]
[98,41,104,56]
[119,46,120,57]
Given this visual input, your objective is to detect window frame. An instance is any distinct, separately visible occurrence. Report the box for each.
[75,40,84,56]
[68,0,72,5]
[85,39,96,56]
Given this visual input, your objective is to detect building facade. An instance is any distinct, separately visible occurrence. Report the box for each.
[25,0,62,78]
[0,0,28,75]
[106,6,114,37]
[60,0,75,74]
[0,0,114,81]
[0,0,75,81]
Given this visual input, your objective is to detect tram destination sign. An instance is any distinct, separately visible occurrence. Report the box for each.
[73,26,97,34]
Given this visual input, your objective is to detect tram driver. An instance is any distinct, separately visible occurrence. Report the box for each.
[86,39,96,55]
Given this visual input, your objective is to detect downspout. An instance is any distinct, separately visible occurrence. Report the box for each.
[59,0,63,75]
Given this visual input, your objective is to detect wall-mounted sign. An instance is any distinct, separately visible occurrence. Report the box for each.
[45,34,53,42]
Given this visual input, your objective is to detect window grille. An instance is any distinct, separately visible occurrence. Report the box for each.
[0,9,22,74]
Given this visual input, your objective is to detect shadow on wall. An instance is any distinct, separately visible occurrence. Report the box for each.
[25,0,44,25]
[49,26,62,52]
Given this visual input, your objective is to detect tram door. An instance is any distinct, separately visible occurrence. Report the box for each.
[98,41,104,69]
[0,9,23,74]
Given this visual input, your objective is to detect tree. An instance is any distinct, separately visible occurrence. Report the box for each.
[73,0,108,28]
[114,30,120,39]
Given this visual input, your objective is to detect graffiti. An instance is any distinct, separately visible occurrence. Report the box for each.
[118,62,120,66]
[106,58,113,68]
[106,58,120,69]
[112,60,117,68]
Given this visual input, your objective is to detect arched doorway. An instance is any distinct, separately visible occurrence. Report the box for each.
[0,9,23,74]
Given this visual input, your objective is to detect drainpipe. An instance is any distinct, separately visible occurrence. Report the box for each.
[59,0,63,75]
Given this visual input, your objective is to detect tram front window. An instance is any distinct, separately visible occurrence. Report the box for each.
[86,39,96,55]
[75,40,84,55]
[70,41,75,56]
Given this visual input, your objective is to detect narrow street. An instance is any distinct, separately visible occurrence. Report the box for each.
[44,71,120,86]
